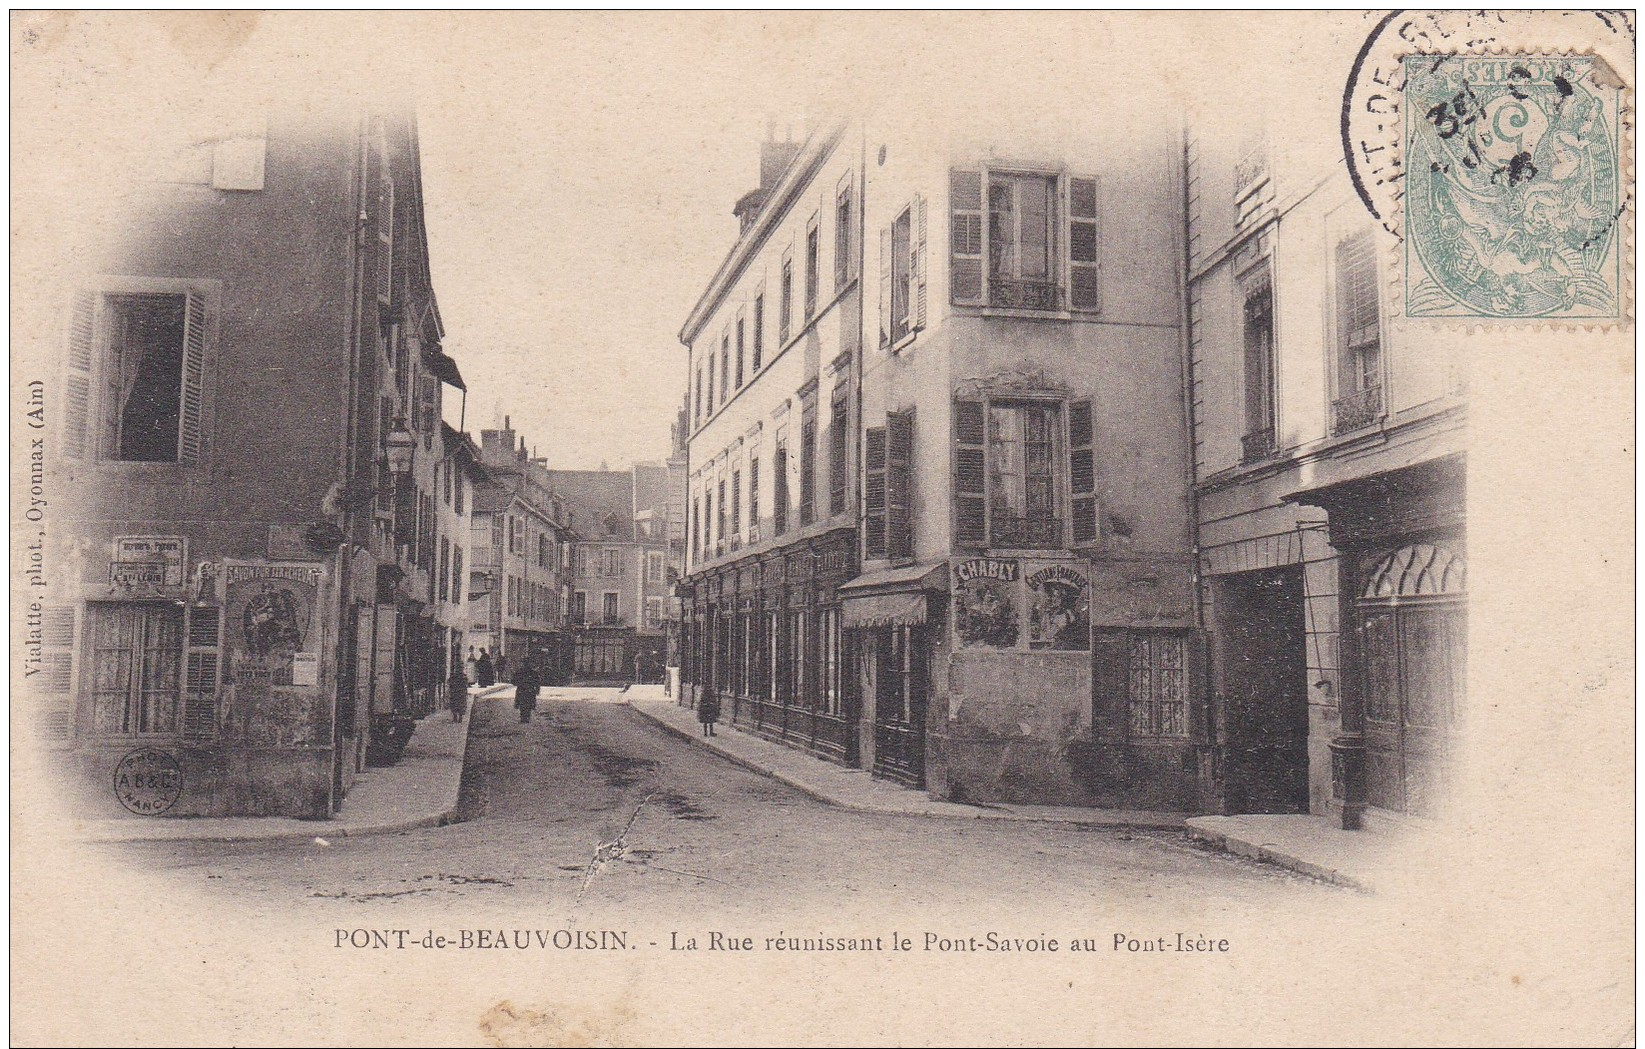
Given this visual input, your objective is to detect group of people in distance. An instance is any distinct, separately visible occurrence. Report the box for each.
[448,646,560,724]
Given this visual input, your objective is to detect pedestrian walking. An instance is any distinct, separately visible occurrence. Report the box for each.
[448,664,469,723]
[496,654,509,684]
[514,656,541,724]
[464,647,478,685]
[475,648,495,688]
[697,689,719,736]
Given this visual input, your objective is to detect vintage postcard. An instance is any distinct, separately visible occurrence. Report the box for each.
[9,11,1634,1047]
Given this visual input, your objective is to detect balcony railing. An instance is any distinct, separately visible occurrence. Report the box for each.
[989,278,1062,311]
[990,513,1062,548]
[1241,427,1276,464]
[1331,384,1384,435]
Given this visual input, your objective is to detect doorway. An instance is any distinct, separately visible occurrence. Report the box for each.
[871,624,928,787]
[1217,567,1310,813]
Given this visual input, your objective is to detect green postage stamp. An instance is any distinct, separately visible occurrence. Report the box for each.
[1404,54,1624,320]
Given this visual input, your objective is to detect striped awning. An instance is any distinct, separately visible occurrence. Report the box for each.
[839,563,946,629]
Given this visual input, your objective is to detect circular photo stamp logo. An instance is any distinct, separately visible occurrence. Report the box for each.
[114,749,182,815]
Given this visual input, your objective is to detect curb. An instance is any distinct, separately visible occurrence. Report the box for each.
[624,701,1186,831]
[1183,821,1373,892]
[77,704,479,846]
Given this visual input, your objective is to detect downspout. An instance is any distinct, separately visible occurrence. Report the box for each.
[331,112,370,812]
[1174,117,1211,787]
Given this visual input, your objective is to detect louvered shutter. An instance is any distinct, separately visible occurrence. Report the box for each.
[912,196,928,330]
[953,400,987,546]
[885,412,913,561]
[879,225,893,348]
[1068,399,1098,544]
[863,426,887,558]
[176,289,208,465]
[38,605,77,739]
[419,371,438,435]
[63,292,96,459]
[949,170,984,304]
[377,141,395,306]
[1069,176,1100,311]
[183,606,221,738]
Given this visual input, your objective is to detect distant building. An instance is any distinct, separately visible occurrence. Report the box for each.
[40,106,465,817]
[473,418,572,678]
[549,468,650,682]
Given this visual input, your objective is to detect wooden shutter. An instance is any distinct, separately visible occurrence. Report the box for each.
[1069,176,1100,311]
[419,372,439,435]
[885,411,914,561]
[1068,398,1098,544]
[38,605,77,739]
[912,195,928,330]
[748,458,760,542]
[377,134,395,306]
[799,418,816,526]
[176,289,209,465]
[949,170,984,304]
[1091,630,1131,742]
[863,426,887,558]
[63,292,96,460]
[878,225,893,347]
[183,606,221,738]
[828,382,849,516]
[953,400,986,546]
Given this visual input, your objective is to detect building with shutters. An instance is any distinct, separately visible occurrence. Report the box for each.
[1185,96,1466,828]
[679,104,1197,806]
[471,418,573,679]
[37,105,468,818]
[550,467,654,684]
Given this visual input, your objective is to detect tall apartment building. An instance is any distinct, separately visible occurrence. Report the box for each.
[679,102,1195,807]
[1186,99,1467,826]
[550,468,647,682]
[38,106,465,817]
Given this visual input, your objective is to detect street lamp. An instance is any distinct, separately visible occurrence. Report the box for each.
[384,416,416,477]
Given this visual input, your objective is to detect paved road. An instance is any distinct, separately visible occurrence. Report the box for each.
[97,689,1342,929]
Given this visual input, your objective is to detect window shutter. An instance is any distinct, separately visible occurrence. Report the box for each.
[885,411,914,561]
[1069,176,1100,311]
[799,418,816,527]
[864,426,887,558]
[1091,630,1131,741]
[38,605,77,739]
[912,195,928,330]
[949,170,984,305]
[828,383,849,516]
[63,292,96,459]
[878,225,893,347]
[183,606,221,738]
[175,289,209,465]
[376,139,395,306]
[419,372,439,435]
[1068,398,1098,544]
[953,400,986,546]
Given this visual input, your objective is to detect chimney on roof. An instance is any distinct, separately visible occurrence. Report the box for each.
[733,124,803,236]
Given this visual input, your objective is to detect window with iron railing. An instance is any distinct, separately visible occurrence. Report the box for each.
[1241,270,1277,462]
[953,397,1096,549]
[1332,229,1384,435]
[948,168,1100,313]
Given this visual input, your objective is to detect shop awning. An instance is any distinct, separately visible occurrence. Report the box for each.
[427,350,466,391]
[839,564,946,629]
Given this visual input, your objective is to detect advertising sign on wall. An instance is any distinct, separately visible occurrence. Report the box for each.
[1027,564,1090,650]
[953,558,1020,649]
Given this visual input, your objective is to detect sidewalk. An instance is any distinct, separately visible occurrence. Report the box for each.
[1185,812,1407,892]
[73,685,506,844]
[624,690,1186,830]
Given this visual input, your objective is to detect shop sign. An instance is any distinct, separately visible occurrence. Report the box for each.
[111,536,186,587]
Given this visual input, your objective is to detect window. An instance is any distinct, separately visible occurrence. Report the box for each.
[647,550,666,584]
[865,411,914,560]
[1333,229,1384,434]
[772,441,789,536]
[752,294,765,371]
[779,255,793,344]
[735,316,745,389]
[603,592,620,625]
[439,536,450,602]
[704,490,713,557]
[828,382,849,516]
[879,202,921,347]
[691,495,700,562]
[706,355,715,415]
[90,604,183,735]
[602,548,622,577]
[953,397,1095,548]
[949,168,1099,311]
[452,547,463,606]
[798,417,816,527]
[454,470,464,515]
[835,180,854,291]
[820,608,841,715]
[748,457,761,543]
[804,219,820,321]
[730,467,742,540]
[716,479,726,551]
[1241,270,1277,461]
[1125,633,1188,738]
[646,597,665,630]
[572,590,587,626]
[63,289,211,464]
[720,332,730,407]
[695,367,703,424]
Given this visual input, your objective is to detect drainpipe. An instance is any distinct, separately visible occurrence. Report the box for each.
[1174,116,1211,795]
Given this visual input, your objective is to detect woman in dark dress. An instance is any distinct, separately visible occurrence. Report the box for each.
[513,656,541,724]
[475,649,495,688]
[697,689,719,736]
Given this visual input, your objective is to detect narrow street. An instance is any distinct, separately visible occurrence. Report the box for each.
[101,689,1341,929]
